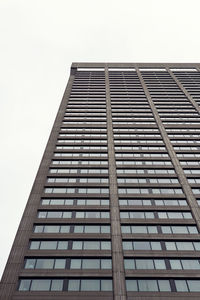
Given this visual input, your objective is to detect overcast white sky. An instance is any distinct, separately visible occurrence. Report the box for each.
[0,0,200,278]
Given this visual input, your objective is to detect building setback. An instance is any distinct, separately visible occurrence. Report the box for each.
[1,62,200,300]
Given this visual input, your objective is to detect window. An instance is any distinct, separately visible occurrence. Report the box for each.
[175,280,200,292]
[25,258,112,270]
[58,138,107,144]
[161,225,198,234]
[37,210,110,219]
[116,160,170,165]
[158,212,192,219]
[41,198,109,206]
[44,187,109,194]
[165,241,200,251]
[120,211,191,219]
[120,211,154,219]
[34,224,110,234]
[60,133,107,137]
[52,160,108,165]
[123,240,200,251]
[119,198,187,206]
[117,169,175,175]
[47,177,109,183]
[19,278,112,291]
[154,199,187,206]
[50,168,108,174]
[38,211,72,218]
[30,240,68,250]
[121,225,157,234]
[117,177,178,184]
[29,239,111,251]
[60,128,107,132]
[170,259,200,270]
[126,279,171,292]
[192,188,200,195]
[184,169,200,175]
[77,188,109,194]
[71,258,111,269]
[72,240,111,250]
[68,279,113,291]
[19,279,63,291]
[56,145,108,150]
[119,187,183,194]
[124,258,166,270]
[121,225,198,235]
[45,188,75,194]
[77,199,109,206]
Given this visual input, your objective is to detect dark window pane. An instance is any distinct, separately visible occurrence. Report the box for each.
[47,211,62,218]
[84,241,99,250]
[85,225,99,233]
[121,226,131,233]
[81,279,100,291]
[154,259,166,269]
[40,241,57,249]
[18,279,31,291]
[54,259,66,269]
[123,241,132,250]
[175,280,188,292]
[34,226,43,233]
[51,280,63,291]
[58,241,68,249]
[60,226,70,233]
[124,259,135,269]
[101,279,112,291]
[158,280,171,291]
[25,259,36,269]
[74,226,84,233]
[44,226,60,233]
[176,242,193,251]
[188,280,200,292]
[82,259,100,269]
[101,241,111,250]
[72,241,82,250]
[35,259,54,269]
[138,279,158,291]
[182,260,200,270]
[68,279,80,291]
[30,279,51,291]
[126,280,138,291]
[136,259,154,269]
[151,242,161,250]
[70,259,81,269]
[30,241,40,250]
[101,259,112,269]
[132,226,147,233]
[170,259,182,270]
[134,241,150,250]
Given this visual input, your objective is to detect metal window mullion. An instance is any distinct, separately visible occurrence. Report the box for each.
[105,66,127,300]
[136,68,200,232]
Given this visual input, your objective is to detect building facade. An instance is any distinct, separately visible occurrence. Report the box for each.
[1,62,200,300]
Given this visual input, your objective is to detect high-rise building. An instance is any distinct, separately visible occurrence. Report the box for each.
[1,62,200,300]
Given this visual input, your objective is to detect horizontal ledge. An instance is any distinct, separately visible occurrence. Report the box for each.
[71,62,200,69]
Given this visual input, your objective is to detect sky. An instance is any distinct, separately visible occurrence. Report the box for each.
[0,0,200,278]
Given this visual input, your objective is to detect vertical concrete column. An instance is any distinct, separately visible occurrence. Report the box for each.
[136,68,200,232]
[105,66,127,300]
[166,67,200,114]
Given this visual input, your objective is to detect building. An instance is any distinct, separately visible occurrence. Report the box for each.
[1,62,200,300]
